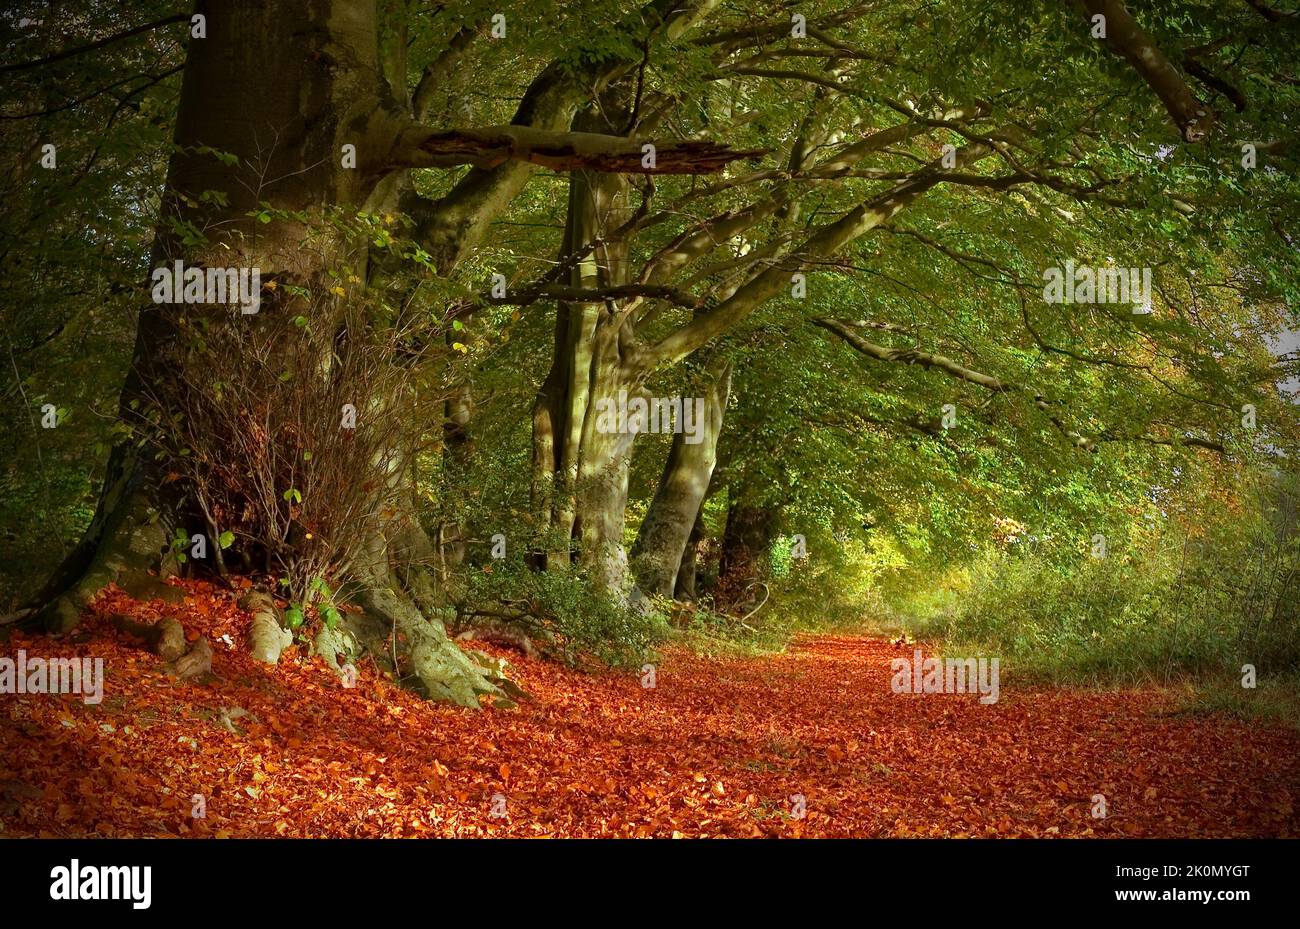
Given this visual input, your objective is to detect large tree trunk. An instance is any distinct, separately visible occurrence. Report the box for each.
[673,509,707,602]
[630,357,732,598]
[715,497,781,613]
[32,0,501,705]
[530,110,643,596]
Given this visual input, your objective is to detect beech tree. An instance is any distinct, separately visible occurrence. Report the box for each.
[18,0,752,703]
[511,0,1298,605]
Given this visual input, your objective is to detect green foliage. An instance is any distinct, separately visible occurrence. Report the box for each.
[883,472,1300,686]
[1178,676,1300,731]
[308,577,343,630]
[171,528,191,564]
[464,558,667,668]
[280,577,343,641]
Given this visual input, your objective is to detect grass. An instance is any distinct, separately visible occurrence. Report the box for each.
[1173,675,1300,731]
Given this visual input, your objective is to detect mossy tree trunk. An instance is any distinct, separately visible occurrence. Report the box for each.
[630,356,732,598]
[47,0,510,705]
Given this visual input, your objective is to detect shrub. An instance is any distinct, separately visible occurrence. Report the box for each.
[885,476,1300,686]
[461,556,668,669]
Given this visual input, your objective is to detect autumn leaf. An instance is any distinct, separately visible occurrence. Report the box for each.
[5,584,1298,840]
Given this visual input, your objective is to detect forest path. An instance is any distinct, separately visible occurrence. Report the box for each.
[3,580,1297,837]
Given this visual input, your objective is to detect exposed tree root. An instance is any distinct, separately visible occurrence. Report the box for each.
[240,590,292,664]
[34,470,514,707]
[34,481,176,634]
[455,621,541,660]
[354,573,505,708]
[167,636,213,680]
[109,612,187,661]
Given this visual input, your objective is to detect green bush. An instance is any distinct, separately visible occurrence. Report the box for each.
[887,502,1300,687]
[462,557,668,669]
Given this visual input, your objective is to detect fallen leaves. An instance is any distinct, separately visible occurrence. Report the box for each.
[1,580,1298,838]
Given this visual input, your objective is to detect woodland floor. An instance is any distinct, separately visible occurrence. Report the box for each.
[2,578,1297,838]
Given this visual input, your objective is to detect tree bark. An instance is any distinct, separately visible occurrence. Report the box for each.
[631,357,732,598]
[530,109,643,595]
[715,498,780,612]
[1073,0,1214,142]
[31,0,507,704]
[673,509,706,602]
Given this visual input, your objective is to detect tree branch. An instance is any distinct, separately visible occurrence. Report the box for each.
[815,317,1099,450]
[387,124,761,174]
[645,140,995,367]
[1072,0,1215,142]
[811,318,1008,391]
[816,317,1228,455]
[406,0,725,270]
[0,12,188,74]
[487,282,707,311]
